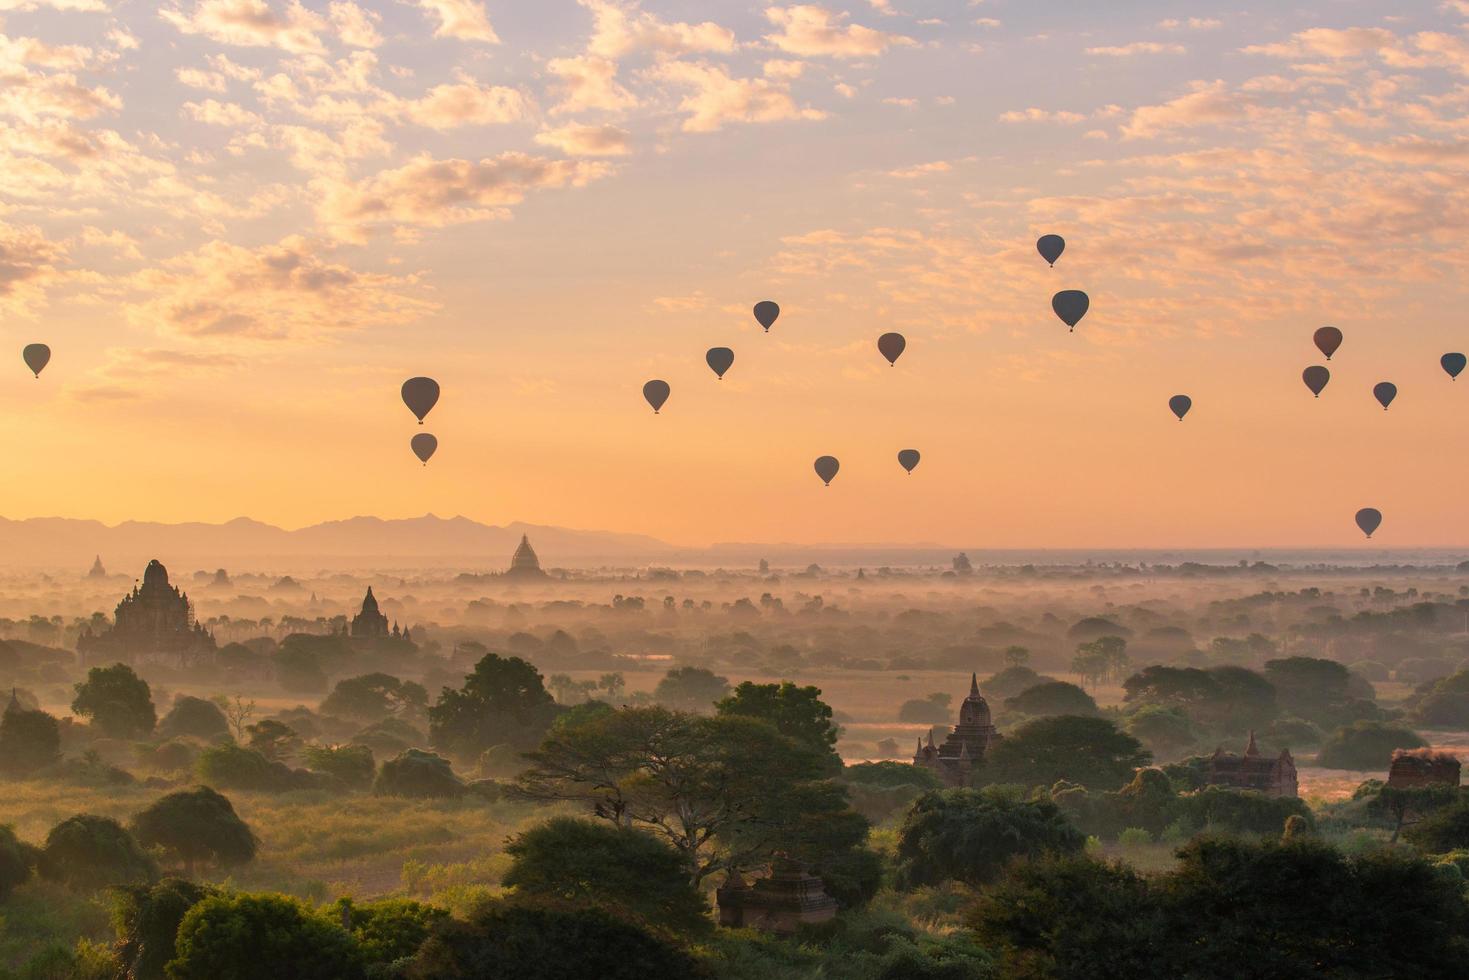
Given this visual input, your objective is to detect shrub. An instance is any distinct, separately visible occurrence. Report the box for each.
[0,823,37,900]
[1118,827,1152,847]
[1316,721,1428,770]
[0,702,61,775]
[157,697,231,741]
[131,786,256,874]
[897,787,1085,887]
[168,893,364,979]
[39,814,156,890]
[195,743,297,792]
[374,749,463,798]
[1004,681,1098,719]
[332,897,448,966]
[303,744,376,789]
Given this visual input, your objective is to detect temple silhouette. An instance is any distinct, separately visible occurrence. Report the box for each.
[913,674,1003,786]
[506,534,547,578]
[78,559,215,666]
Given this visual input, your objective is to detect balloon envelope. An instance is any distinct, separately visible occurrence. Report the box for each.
[1442,353,1466,380]
[897,449,920,473]
[753,301,780,331]
[401,377,440,424]
[814,455,840,486]
[1302,365,1330,397]
[410,433,437,465]
[1373,381,1397,410]
[1168,395,1191,421]
[877,332,906,366]
[705,347,734,379]
[22,343,50,378]
[1313,326,1343,360]
[643,379,670,413]
[1355,507,1382,538]
[1036,234,1065,266]
[1052,290,1089,330]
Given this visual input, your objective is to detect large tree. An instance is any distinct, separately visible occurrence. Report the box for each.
[897,786,1085,888]
[39,814,157,890]
[167,894,364,980]
[131,786,256,875]
[71,663,156,739]
[322,673,428,724]
[429,654,558,758]
[980,715,1151,791]
[0,701,61,775]
[715,680,841,769]
[651,667,730,713]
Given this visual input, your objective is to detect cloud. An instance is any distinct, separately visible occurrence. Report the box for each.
[316,152,612,240]
[547,55,638,115]
[413,0,500,43]
[161,0,327,55]
[1242,27,1399,60]
[71,347,246,402]
[1122,80,1253,139]
[176,67,228,91]
[183,98,263,127]
[999,107,1085,123]
[763,4,915,58]
[534,122,632,156]
[392,78,529,129]
[581,0,735,58]
[1086,42,1187,57]
[887,160,951,178]
[0,221,65,310]
[127,235,434,342]
[330,1,382,48]
[0,0,107,8]
[650,60,826,132]
[1158,18,1221,31]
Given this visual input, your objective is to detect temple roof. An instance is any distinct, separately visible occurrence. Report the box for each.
[361,586,380,615]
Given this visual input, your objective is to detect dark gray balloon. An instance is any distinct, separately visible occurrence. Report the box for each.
[814,455,840,486]
[1355,507,1382,538]
[410,432,437,465]
[1168,395,1191,421]
[22,343,50,378]
[1052,290,1089,330]
[1302,365,1330,397]
[1313,326,1342,360]
[877,332,906,366]
[1036,234,1065,266]
[643,379,670,413]
[754,301,780,332]
[1372,381,1397,410]
[706,347,734,379]
[1442,353,1465,380]
[897,449,920,473]
[401,377,440,424]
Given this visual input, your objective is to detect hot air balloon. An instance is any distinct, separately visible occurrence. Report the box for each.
[706,347,734,380]
[1373,382,1397,410]
[877,332,906,366]
[1355,507,1382,539]
[401,377,440,424]
[1442,353,1466,380]
[897,449,920,474]
[1313,326,1343,360]
[814,456,840,486]
[410,433,437,465]
[1036,235,1065,266]
[643,380,670,414]
[753,301,780,332]
[1052,290,1089,331]
[22,344,50,378]
[1168,395,1191,421]
[1303,365,1330,397]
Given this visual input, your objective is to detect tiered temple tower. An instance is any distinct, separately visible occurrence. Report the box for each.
[913,673,1003,787]
[78,559,214,665]
[350,587,390,638]
[506,534,547,578]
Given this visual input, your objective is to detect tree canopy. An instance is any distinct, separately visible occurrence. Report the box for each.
[715,680,840,769]
[0,701,60,775]
[429,654,558,758]
[980,715,1151,791]
[131,786,257,875]
[39,814,156,890]
[651,667,730,713]
[71,663,156,739]
[167,893,365,980]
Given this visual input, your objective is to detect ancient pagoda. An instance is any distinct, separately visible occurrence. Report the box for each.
[506,534,547,578]
[78,559,215,666]
[350,586,390,638]
[913,673,1003,787]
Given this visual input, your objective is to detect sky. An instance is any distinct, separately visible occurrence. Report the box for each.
[1,0,1468,549]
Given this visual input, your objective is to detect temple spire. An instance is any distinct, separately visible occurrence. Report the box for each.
[970,672,980,698]
[1245,730,1259,757]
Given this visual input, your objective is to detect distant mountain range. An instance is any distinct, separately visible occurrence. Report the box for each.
[0,515,676,570]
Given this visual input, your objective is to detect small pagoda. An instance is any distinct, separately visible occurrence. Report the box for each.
[716,856,838,933]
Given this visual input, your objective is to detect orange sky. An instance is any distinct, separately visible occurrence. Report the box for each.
[2,1,1467,547]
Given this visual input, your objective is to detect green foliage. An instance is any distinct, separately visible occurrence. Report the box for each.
[374,749,463,798]
[112,877,215,980]
[131,786,257,874]
[716,681,840,768]
[1123,705,1198,761]
[1172,786,1314,838]
[897,787,1085,888]
[352,717,426,758]
[157,697,230,741]
[71,663,156,739]
[503,817,707,933]
[1117,828,1152,847]
[428,654,558,758]
[1264,656,1363,727]
[651,666,730,712]
[1003,682,1098,719]
[273,646,328,695]
[1316,720,1427,770]
[166,893,365,980]
[322,673,428,724]
[331,897,448,965]
[303,743,376,789]
[844,761,944,791]
[0,702,61,775]
[897,694,951,724]
[979,715,1151,791]
[39,814,156,891]
[404,899,705,980]
[1404,796,1469,853]
[194,742,298,792]
[983,666,1046,699]
[0,823,37,901]
[244,719,298,761]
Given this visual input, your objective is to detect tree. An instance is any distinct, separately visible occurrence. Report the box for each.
[1124,705,1199,761]
[1003,646,1031,668]
[331,897,447,967]
[1403,796,1469,853]
[167,893,365,980]
[1004,681,1098,718]
[404,900,704,980]
[157,697,230,741]
[1072,636,1127,687]
[375,748,463,798]
[1264,656,1356,726]
[985,665,1047,698]
[194,742,295,792]
[503,817,707,933]
[214,695,256,742]
[71,663,156,739]
[0,700,60,775]
[113,877,215,980]
[981,715,1151,791]
[897,693,951,724]
[322,673,427,724]
[428,654,558,758]
[0,823,37,901]
[131,786,257,875]
[1316,721,1427,770]
[596,673,626,702]
[245,719,298,761]
[651,667,730,712]
[303,743,375,789]
[274,646,328,694]
[39,814,156,890]
[715,681,840,768]
[1367,785,1459,843]
[896,787,1085,888]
